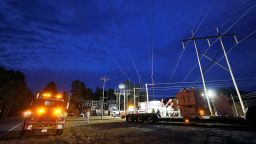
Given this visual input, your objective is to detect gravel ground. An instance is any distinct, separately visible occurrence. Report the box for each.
[0,116,255,144]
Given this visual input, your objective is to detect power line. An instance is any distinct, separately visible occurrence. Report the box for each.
[128,50,141,85]
[169,0,216,82]
[210,2,256,46]
[147,83,256,91]
[145,77,256,86]
[107,0,138,83]
[150,0,155,100]
[182,2,256,82]
[203,28,256,76]
[199,0,255,32]
[103,45,132,81]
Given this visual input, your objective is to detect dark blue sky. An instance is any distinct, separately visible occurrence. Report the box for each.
[0,0,256,97]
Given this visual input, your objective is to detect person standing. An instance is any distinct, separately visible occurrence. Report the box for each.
[85,108,90,124]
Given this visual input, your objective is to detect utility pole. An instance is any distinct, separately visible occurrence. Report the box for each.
[182,29,245,116]
[123,90,125,112]
[216,28,245,115]
[231,94,238,117]
[194,39,213,116]
[133,87,136,108]
[182,31,213,116]
[145,83,149,113]
[101,76,109,120]
[118,93,120,114]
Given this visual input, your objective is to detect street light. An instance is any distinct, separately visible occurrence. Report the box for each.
[207,89,216,99]
[207,89,218,116]
[201,89,215,98]
[119,84,125,89]
[201,89,217,116]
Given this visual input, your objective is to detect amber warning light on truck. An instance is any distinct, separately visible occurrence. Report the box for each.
[23,110,33,117]
[37,107,45,115]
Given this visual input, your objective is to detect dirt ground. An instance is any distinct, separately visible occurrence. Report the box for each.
[0,116,256,144]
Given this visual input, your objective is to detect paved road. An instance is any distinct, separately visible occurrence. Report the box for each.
[0,117,24,137]
[0,116,256,144]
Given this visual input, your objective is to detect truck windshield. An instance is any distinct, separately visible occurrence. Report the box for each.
[34,99,63,107]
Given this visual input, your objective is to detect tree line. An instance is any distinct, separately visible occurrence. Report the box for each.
[0,67,117,118]
[0,67,34,118]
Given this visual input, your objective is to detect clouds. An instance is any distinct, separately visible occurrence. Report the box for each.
[0,0,255,92]
[0,0,113,70]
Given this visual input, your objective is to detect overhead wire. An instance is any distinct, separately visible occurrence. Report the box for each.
[148,83,256,91]
[169,0,216,82]
[107,0,138,84]
[202,28,256,76]
[210,2,256,47]
[103,47,132,81]
[128,50,142,86]
[96,34,132,81]
[150,0,155,99]
[191,28,256,83]
[199,0,255,32]
[150,81,256,88]
[146,77,256,92]
[154,77,256,85]
[182,2,256,82]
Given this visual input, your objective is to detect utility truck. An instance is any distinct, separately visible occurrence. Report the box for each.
[22,92,69,135]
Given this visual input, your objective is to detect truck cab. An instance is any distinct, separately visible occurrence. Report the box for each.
[22,92,68,135]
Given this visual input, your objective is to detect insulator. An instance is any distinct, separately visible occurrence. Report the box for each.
[207,39,211,47]
[182,41,185,49]
[234,35,239,44]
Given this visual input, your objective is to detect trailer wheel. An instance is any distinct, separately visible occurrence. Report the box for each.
[137,116,144,123]
[56,129,63,135]
[127,116,134,123]
[147,116,155,124]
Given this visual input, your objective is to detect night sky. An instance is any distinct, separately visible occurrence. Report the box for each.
[0,0,256,98]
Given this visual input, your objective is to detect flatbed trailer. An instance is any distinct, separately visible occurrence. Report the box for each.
[126,113,250,125]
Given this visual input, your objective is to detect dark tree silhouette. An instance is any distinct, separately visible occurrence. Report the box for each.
[0,67,33,118]
[93,87,102,101]
[43,81,57,95]
[70,80,91,114]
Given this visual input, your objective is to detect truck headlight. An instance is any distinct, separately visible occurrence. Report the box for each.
[54,108,62,115]
[23,110,33,117]
[37,108,45,115]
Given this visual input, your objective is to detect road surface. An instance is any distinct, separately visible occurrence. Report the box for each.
[0,117,24,138]
[0,116,256,144]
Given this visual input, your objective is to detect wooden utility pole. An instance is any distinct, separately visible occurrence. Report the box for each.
[101,76,109,120]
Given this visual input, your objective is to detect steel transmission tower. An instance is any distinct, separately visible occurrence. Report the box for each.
[182,28,245,116]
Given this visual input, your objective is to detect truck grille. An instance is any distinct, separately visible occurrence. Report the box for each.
[37,117,56,123]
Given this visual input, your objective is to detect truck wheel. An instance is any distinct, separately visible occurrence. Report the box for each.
[20,124,28,136]
[137,116,144,123]
[20,129,26,136]
[147,116,156,124]
[56,129,63,135]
